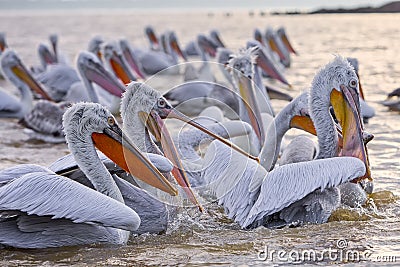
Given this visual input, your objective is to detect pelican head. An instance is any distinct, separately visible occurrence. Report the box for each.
[38,43,56,67]
[0,32,8,52]
[246,40,290,86]
[197,34,217,58]
[88,35,104,60]
[346,57,366,100]
[145,25,159,49]
[209,29,225,48]
[217,47,232,66]
[167,31,187,61]
[1,49,52,100]
[253,28,264,45]
[49,33,58,60]
[277,27,297,55]
[216,47,234,83]
[49,33,58,47]
[119,39,145,79]
[227,47,265,144]
[103,41,136,84]
[77,51,125,99]
[310,56,371,181]
[63,102,178,196]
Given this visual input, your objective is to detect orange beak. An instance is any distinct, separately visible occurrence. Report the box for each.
[139,110,203,212]
[91,123,178,196]
[330,85,372,182]
[11,63,53,101]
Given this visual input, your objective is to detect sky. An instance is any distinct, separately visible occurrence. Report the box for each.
[0,0,392,11]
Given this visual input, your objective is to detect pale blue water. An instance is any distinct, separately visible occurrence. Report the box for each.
[0,11,399,266]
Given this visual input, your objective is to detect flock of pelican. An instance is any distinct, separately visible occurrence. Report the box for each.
[0,25,378,248]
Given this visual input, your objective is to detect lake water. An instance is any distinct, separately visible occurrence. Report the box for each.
[0,10,399,266]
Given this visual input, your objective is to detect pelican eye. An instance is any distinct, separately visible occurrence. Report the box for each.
[157,98,166,108]
[107,116,115,126]
[349,79,358,89]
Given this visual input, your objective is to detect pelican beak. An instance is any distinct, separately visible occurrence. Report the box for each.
[148,31,159,47]
[0,42,7,52]
[138,110,203,212]
[80,58,125,97]
[330,85,372,182]
[267,36,286,62]
[254,34,264,45]
[289,115,317,135]
[43,47,56,65]
[121,47,146,79]
[213,33,225,48]
[97,51,103,61]
[236,71,265,146]
[170,38,187,61]
[256,48,290,86]
[11,62,52,101]
[162,105,260,162]
[198,37,217,58]
[108,51,136,85]
[280,31,297,55]
[91,122,178,196]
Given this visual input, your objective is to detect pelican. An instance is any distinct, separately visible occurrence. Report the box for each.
[103,41,138,85]
[225,46,276,154]
[276,27,297,55]
[0,32,7,79]
[15,51,126,142]
[210,29,226,48]
[48,148,173,236]
[254,28,285,72]
[184,29,224,57]
[0,32,7,54]
[164,44,288,120]
[264,27,291,68]
[138,30,186,75]
[174,92,312,188]
[346,57,375,122]
[0,102,180,248]
[183,34,217,82]
[87,35,104,62]
[381,87,400,111]
[33,34,69,74]
[120,82,258,210]
[164,42,234,117]
[119,39,146,79]
[0,49,53,119]
[202,56,371,229]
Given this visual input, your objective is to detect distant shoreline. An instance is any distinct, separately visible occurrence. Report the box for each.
[272,1,400,15]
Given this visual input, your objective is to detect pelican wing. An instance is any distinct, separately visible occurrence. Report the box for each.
[20,100,64,136]
[0,171,140,231]
[113,176,168,234]
[0,164,51,184]
[202,141,267,225]
[0,213,128,248]
[243,157,366,228]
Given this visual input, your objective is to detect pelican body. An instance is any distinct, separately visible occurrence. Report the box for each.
[0,102,181,248]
